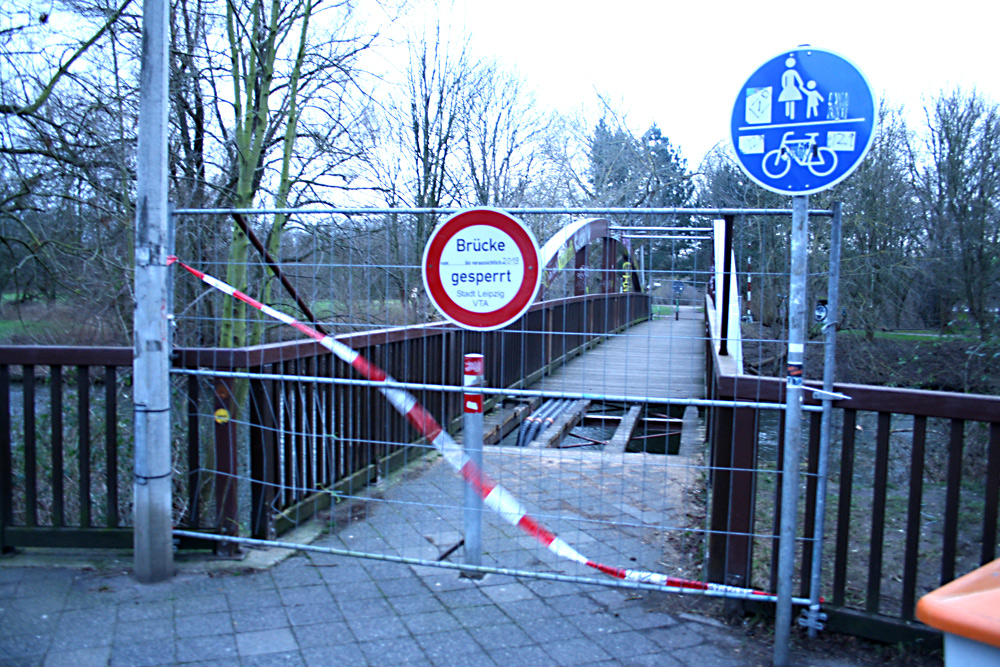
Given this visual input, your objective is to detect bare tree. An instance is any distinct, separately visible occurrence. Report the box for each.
[460,62,546,208]
[912,89,1000,339]
[0,0,140,341]
[356,26,472,322]
[175,0,378,349]
[833,102,921,339]
[0,0,135,117]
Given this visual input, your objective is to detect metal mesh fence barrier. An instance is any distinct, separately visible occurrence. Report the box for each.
[0,204,846,605]
[167,206,779,597]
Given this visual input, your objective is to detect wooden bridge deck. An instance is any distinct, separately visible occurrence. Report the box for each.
[533,307,705,402]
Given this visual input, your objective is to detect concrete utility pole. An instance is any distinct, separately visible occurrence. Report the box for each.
[132,0,173,582]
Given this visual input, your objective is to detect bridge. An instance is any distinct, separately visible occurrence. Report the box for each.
[1,210,999,647]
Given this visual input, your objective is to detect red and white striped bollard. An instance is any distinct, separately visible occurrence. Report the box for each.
[462,354,484,576]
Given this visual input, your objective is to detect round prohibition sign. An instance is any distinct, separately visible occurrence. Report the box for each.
[422,208,541,331]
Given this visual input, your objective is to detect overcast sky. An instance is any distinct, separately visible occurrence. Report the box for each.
[450,0,999,170]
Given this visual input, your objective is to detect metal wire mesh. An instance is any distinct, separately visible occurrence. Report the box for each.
[167,206,807,595]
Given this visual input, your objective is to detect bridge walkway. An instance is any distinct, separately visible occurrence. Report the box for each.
[533,305,705,402]
[471,306,707,452]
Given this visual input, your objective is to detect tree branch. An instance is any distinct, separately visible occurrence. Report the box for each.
[0,0,135,117]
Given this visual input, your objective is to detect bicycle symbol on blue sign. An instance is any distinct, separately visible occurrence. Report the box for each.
[729,47,875,196]
[761,131,837,178]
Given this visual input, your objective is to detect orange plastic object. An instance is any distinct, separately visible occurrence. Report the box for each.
[917,558,1000,648]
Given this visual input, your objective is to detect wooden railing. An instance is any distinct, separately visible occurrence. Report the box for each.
[6,287,997,647]
[1,292,649,551]
[704,307,1000,644]
[0,348,134,550]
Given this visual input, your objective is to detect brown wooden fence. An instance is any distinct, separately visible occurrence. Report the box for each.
[0,348,134,549]
[5,289,998,646]
[0,292,648,552]
[705,324,1000,644]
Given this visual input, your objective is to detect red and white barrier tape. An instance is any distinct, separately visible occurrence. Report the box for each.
[169,256,812,605]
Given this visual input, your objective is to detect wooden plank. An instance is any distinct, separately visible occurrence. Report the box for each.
[719,374,1000,422]
[3,526,219,551]
[4,527,134,549]
[742,601,943,649]
[454,398,539,446]
[605,405,642,454]
[0,347,132,366]
[1,364,12,554]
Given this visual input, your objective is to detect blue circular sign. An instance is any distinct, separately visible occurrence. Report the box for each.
[730,47,875,195]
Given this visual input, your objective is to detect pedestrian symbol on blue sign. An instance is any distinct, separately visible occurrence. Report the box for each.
[730,47,875,196]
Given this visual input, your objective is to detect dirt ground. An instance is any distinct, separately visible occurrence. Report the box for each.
[653,463,944,666]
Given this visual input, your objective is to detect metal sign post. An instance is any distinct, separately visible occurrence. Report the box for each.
[804,201,843,637]
[774,195,809,665]
[423,208,540,574]
[462,354,485,576]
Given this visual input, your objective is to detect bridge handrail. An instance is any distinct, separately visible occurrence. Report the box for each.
[0,291,651,551]
[704,320,1000,643]
[171,292,637,370]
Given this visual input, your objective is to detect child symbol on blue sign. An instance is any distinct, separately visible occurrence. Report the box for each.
[803,81,824,118]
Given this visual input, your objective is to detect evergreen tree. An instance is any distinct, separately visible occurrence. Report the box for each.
[585,118,698,287]
[586,120,693,209]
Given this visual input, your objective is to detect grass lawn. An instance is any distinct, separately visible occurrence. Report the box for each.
[0,319,45,341]
[839,329,978,343]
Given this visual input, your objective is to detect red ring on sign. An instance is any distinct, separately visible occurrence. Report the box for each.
[422,208,540,331]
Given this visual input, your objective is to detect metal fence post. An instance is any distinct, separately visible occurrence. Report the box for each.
[213,378,240,556]
[0,365,10,554]
[250,375,277,540]
[719,215,734,355]
[708,404,757,592]
[805,201,842,636]
[462,354,484,576]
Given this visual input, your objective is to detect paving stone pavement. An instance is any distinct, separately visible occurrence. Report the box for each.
[2,555,885,667]
[2,416,893,666]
